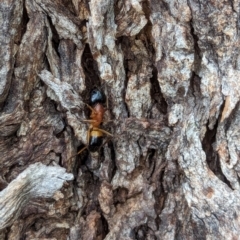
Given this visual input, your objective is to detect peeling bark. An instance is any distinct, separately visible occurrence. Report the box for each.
[1,0,240,239]
[0,163,73,230]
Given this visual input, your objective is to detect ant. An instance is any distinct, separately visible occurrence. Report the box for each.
[73,88,113,157]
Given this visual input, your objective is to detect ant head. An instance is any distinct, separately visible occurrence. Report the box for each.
[90,88,106,105]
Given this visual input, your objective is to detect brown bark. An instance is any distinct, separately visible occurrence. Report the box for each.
[1,0,240,239]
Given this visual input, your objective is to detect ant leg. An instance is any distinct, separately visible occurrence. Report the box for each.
[95,135,113,153]
[81,119,97,123]
[92,127,113,137]
[66,129,91,161]
[66,146,88,161]
[76,146,88,155]
[75,128,91,155]
[99,138,110,151]
[85,103,96,113]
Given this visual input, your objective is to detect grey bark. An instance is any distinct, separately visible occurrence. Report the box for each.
[0,0,240,239]
[0,163,73,230]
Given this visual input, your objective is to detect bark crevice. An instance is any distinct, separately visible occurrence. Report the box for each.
[1,0,240,239]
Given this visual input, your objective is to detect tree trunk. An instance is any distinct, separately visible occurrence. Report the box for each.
[1,0,240,239]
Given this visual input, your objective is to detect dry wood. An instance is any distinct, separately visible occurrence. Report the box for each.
[0,163,73,230]
[1,0,240,239]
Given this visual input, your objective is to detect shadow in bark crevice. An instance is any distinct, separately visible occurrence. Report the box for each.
[79,171,101,213]
[46,16,60,57]
[189,19,202,72]
[81,43,102,102]
[116,36,130,117]
[106,140,117,181]
[141,2,168,115]
[100,214,109,239]
[188,71,201,98]
[16,0,29,45]
[153,163,167,223]
[134,8,168,116]
[113,187,128,204]
[134,224,155,240]
[149,65,168,115]
[202,121,233,189]
[145,148,156,177]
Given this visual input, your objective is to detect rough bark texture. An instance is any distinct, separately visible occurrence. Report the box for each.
[0,0,240,239]
[0,163,73,230]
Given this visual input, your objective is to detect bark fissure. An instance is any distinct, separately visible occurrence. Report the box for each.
[1,0,240,239]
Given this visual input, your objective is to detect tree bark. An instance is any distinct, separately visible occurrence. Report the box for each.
[1,0,240,239]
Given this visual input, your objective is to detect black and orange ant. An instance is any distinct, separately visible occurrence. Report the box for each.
[72,88,113,158]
